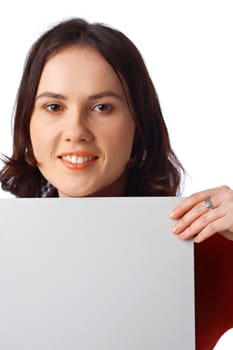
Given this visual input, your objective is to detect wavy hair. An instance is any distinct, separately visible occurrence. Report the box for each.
[0,18,184,197]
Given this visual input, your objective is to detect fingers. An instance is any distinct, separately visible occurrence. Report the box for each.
[172,207,226,243]
[169,185,233,243]
[193,216,230,243]
[169,185,230,219]
[171,199,215,233]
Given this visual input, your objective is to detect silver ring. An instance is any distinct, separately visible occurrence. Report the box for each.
[204,197,214,210]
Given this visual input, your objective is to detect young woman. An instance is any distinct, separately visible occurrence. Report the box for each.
[0,18,233,349]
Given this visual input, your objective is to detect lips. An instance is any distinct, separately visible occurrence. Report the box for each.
[58,151,98,169]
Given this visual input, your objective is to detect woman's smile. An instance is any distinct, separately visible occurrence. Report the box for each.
[58,151,99,170]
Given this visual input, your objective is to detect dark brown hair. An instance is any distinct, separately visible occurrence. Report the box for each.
[0,17,184,197]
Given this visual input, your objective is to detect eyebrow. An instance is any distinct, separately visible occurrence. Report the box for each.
[88,91,123,101]
[36,92,67,101]
[35,90,124,102]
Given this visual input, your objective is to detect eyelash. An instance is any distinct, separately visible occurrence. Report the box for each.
[43,103,113,114]
[45,103,64,113]
[93,103,112,113]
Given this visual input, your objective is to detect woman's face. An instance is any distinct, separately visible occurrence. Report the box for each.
[30,46,135,197]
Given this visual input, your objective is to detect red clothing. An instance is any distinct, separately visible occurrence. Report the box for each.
[195,234,233,349]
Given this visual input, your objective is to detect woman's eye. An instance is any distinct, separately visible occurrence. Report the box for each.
[45,103,63,112]
[94,104,112,112]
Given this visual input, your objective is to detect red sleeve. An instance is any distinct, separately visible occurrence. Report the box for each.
[195,234,233,350]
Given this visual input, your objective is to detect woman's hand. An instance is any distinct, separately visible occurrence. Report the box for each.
[169,185,233,243]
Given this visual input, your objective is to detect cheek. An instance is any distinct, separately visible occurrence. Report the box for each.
[118,121,135,154]
[30,120,52,160]
[102,121,135,161]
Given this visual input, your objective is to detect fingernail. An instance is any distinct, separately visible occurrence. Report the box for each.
[172,224,179,233]
[169,210,175,218]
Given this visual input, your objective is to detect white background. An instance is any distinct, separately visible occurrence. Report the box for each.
[0,1,232,347]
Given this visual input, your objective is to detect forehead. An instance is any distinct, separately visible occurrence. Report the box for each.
[37,45,126,95]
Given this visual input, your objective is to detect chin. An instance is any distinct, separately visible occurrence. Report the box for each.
[57,186,102,198]
[56,174,125,198]
[58,190,93,198]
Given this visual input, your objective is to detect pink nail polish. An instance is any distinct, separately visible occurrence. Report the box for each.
[172,225,179,233]
[169,210,175,218]
[194,236,200,243]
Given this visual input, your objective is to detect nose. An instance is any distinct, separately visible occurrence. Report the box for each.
[63,109,94,143]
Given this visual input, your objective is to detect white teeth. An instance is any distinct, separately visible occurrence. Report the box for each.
[61,155,95,164]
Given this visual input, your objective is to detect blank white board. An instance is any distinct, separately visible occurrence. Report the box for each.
[0,197,194,349]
